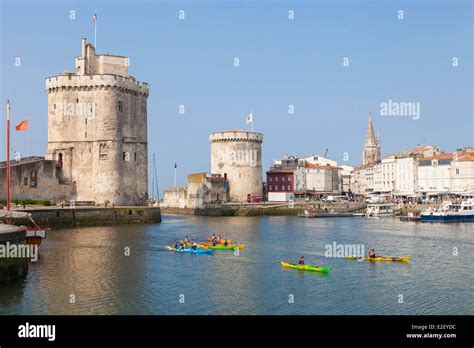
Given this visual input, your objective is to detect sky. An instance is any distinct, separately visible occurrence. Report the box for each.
[0,0,472,196]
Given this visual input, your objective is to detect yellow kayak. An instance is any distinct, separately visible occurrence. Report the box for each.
[345,256,411,262]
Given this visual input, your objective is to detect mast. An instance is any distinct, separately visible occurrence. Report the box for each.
[6,100,11,212]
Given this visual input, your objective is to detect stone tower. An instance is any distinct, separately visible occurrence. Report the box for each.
[45,38,149,205]
[209,130,263,202]
[362,114,381,165]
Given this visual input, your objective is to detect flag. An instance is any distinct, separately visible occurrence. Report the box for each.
[92,13,97,24]
[15,120,29,131]
[245,112,253,124]
[174,161,177,169]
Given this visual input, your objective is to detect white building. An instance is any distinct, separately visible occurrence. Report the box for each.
[373,156,396,193]
[395,156,418,197]
[451,150,474,194]
[339,165,354,193]
[418,154,453,196]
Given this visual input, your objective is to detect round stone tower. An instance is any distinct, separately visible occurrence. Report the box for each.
[45,38,149,205]
[209,130,263,202]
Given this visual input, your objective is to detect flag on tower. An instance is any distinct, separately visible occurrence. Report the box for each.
[245,112,253,124]
[174,161,177,169]
[15,120,29,131]
[92,12,97,24]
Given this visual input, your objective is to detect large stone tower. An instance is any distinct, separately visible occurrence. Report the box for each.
[45,38,149,205]
[362,114,381,166]
[209,130,263,202]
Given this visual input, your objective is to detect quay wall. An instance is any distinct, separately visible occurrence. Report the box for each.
[9,207,161,228]
[0,225,28,283]
[161,203,436,217]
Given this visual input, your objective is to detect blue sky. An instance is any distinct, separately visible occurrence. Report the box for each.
[1,0,472,195]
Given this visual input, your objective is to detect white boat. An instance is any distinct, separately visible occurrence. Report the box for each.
[421,199,474,223]
[366,203,395,217]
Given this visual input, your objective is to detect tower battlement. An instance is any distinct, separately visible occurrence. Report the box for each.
[46,74,149,96]
[209,130,263,144]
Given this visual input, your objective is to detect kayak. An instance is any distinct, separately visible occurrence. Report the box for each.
[206,237,227,243]
[345,256,411,262]
[200,242,244,249]
[280,261,331,273]
[198,243,237,251]
[165,246,213,254]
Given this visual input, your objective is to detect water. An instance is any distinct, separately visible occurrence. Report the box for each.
[0,215,473,315]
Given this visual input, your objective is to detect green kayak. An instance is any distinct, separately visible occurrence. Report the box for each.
[199,244,237,251]
[281,261,331,273]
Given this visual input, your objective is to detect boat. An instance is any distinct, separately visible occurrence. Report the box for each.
[421,199,474,223]
[345,255,411,262]
[366,203,395,217]
[0,210,49,248]
[280,261,331,273]
[200,242,244,249]
[198,243,237,251]
[165,246,213,254]
[206,237,236,244]
[297,209,353,218]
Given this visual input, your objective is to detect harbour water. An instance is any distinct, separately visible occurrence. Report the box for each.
[0,215,472,315]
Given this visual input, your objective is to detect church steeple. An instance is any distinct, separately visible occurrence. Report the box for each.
[365,113,376,146]
[362,113,381,165]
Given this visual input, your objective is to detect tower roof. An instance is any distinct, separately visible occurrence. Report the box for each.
[364,113,376,146]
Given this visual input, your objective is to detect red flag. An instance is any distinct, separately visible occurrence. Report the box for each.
[15,120,29,131]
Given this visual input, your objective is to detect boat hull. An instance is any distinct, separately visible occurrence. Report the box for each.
[421,214,474,223]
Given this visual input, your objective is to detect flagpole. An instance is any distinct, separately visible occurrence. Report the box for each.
[94,10,97,48]
[174,162,177,188]
[26,114,30,158]
[6,100,11,212]
[251,109,254,132]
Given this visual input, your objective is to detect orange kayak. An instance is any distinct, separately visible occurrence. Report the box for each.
[200,242,245,249]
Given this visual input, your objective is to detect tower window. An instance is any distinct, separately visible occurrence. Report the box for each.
[85,132,87,138]
[134,152,137,161]
[76,98,79,103]
[118,101,123,112]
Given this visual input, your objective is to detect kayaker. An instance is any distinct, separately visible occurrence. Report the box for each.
[191,242,198,250]
[184,236,189,243]
[211,234,217,241]
[179,242,185,250]
[212,239,218,246]
[172,240,178,249]
[369,248,377,258]
[298,256,305,265]
[223,240,229,247]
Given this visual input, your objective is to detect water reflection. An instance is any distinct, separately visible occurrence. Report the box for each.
[0,216,472,315]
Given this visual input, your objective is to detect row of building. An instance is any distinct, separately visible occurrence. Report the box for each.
[265,117,473,202]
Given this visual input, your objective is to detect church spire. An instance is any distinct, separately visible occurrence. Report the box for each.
[362,113,381,166]
[364,113,376,146]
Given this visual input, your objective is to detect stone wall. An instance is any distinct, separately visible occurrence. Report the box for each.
[187,173,227,208]
[162,187,188,208]
[0,157,73,204]
[0,225,28,283]
[9,207,161,228]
